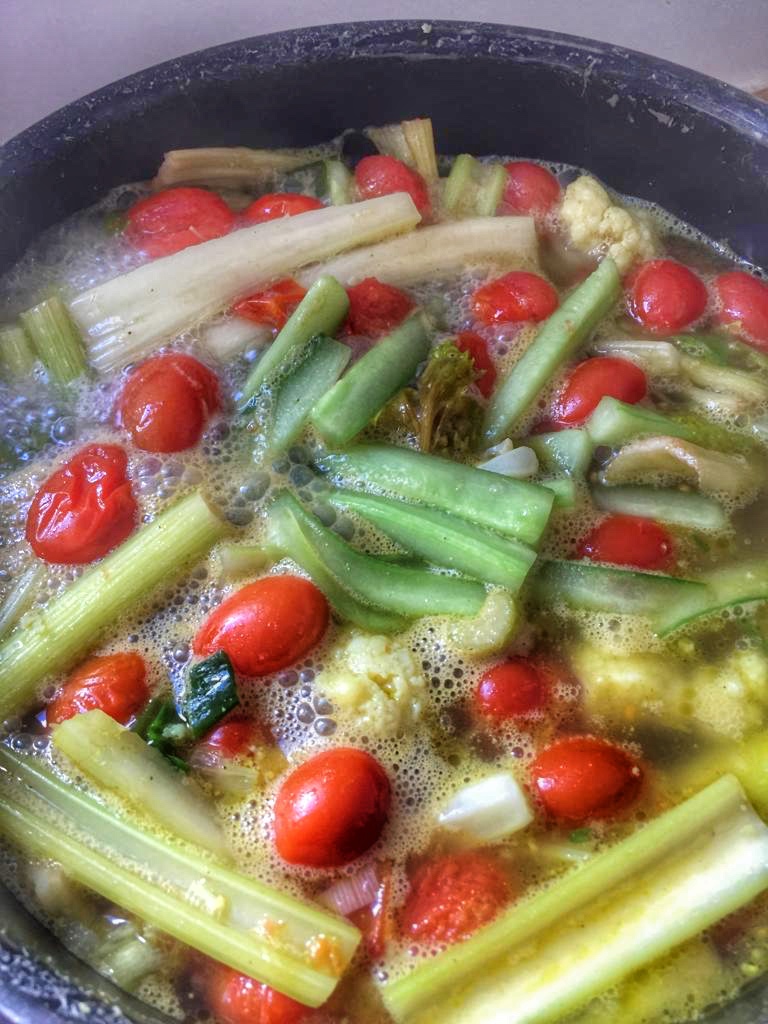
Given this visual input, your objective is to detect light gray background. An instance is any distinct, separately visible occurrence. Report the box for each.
[1,0,767,145]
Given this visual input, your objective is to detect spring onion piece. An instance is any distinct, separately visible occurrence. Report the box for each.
[484,258,621,444]
[70,193,421,373]
[367,118,439,182]
[447,590,520,658]
[0,491,227,718]
[265,494,408,634]
[437,773,534,841]
[215,542,270,580]
[181,651,239,739]
[527,429,593,477]
[0,324,36,377]
[328,490,537,593]
[602,436,756,497]
[477,442,539,478]
[591,484,727,531]
[381,775,768,1024]
[318,864,380,916]
[272,492,485,618]
[316,444,554,547]
[297,217,538,290]
[443,154,507,218]
[132,697,190,770]
[0,562,45,641]
[240,276,350,408]
[263,336,351,457]
[152,146,325,189]
[311,314,430,446]
[53,710,227,856]
[20,296,88,383]
[0,745,359,1006]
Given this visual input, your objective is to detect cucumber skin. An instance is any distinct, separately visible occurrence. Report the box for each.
[528,429,593,477]
[484,257,621,444]
[586,397,696,447]
[590,485,727,532]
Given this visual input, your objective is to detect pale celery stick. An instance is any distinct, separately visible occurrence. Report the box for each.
[0,562,45,640]
[381,776,768,1024]
[53,709,227,858]
[215,542,270,580]
[21,296,88,382]
[153,146,326,189]
[0,491,227,717]
[401,118,439,182]
[70,193,421,373]
[0,324,36,377]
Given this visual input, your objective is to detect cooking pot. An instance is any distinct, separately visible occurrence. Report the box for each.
[0,19,767,1024]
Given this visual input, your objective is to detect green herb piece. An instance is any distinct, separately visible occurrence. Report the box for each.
[570,828,592,844]
[182,651,239,740]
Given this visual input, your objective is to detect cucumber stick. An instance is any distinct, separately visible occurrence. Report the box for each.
[586,397,697,447]
[240,275,349,408]
[443,155,506,218]
[381,775,768,1024]
[484,258,620,444]
[654,558,768,635]
[591,484,727,532]
[311,314,431,446]
[328,491,537,592]
[528,429,593,477]
[268,492,485,619]
[316,445,554,546]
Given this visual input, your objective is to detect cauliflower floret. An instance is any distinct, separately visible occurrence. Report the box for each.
[317,631,426,736]
[559,175,657,273]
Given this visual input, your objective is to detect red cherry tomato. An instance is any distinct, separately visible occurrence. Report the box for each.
[205,963,309,1024]
[455,331,497,398]
[401,850,513,947]
[475,658,547,723]
[354,155,431,220]
[242,192,324,225]
[233,279,307,330]
[193,576,329,677]
[200,717,260,759]
[578,514,674,571]
[715,270,768,351]
[274,748,391,868]
[530,735,644,822]
[472,271,559,325]
[125,187,235,259]
[344,277,415,338]
[503,162,560,216]
[26,444,137,565]
[117,353,220,454]
[553,356,647,426]
[628,259,707,335]
[46,653,149,726]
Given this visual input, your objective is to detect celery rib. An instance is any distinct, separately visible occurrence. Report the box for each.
[20,296,88,383]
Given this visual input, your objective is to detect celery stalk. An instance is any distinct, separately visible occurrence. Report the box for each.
[444,155,507,217]
[484,258,620,444]
[152,146,327,190]
[53,709,228,858]
[381,775,768,1024]
[0,324,36,377]
[297,217,538,290]
[0,562,45,640]
[70,194,421,374]
[0,491,227,718]
[20,296,88,383]
[215,542,270,580]
[0,747,359,1006]
[240,276,349,407]
[591,484,727,531]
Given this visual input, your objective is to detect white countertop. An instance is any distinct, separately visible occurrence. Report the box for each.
[1,0,767,145]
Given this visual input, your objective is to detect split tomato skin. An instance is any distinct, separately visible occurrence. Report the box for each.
[530,735,644,823]
[26,443,137,565]
[472,271,559,325]
[503,162,560,216]
[193,576,329,678]
[125,187,235,259]
[242,192,324,224]
[715,270,768,350]
[205,963,310,1024]
[475,658,547,722]
[117,353,220,454]
[344,278,415,338]
[401,850,513,947]
[46,652,149,726]
[553,356,647,426]
[627,259,708,335]
[578,514,674,571]
[200,717,260,759]
[274,747,391,868]
[232,279,307,330]
[455,331,497,398]
[354,155,431,220]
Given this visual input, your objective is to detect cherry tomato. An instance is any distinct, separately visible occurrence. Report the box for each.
[354,155,431,220]
[472,271,559,325]
[344,277,415,338]
[125,187,235,259]
[193,576,329,677]
[205,963,309,1024]
[242,192,324,225]
[401,850,513,947]
[46,653,149,726]
[455,331,497,398]
[530,735,644,822]
[553,356,647,426]
[503,162,560,216]
[200,717,260,759]
[274,748,391,868]
[26,444,137,565]
[116,353,220,454]
[578,514,674,571]
[628,259,707,335]
[475,658,547,723]
[715,270,768,351]
[233,279,307,330]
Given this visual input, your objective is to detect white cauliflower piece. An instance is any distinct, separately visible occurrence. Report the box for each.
[560,175,657,273]
[317,631,426,736]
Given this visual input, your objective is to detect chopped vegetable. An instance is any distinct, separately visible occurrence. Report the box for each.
[472,270,559,325]
[559,175,657,273]
[344,277,415,337]
[367,117,439,183]
[602,435,757,496]
[125,188,235,258]
[443,154,507,218]
[355,154,431,219]
[0,562,45,640]
[527,429,592,476]
[654,557,768,635]
[475,658,547,721]
[628,259,707,335]
[215,543,270,581]
[590,483,727,531]
[242,192,324,224]
[447,589,520,657]
[437,772,534,841]
[46,652,149,726]
[182,651,240,739]
[503,162,561,216]
[553,356,647,427]
[477,440,539,478]
[715,269,768,350]
[21,295,88,383]
[232,278,307,330]
[152,146,325,190]
[578,514,674,571]
[0,324,36,377]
